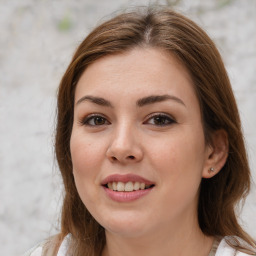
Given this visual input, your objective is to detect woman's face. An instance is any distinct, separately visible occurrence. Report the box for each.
[70,48,212,237]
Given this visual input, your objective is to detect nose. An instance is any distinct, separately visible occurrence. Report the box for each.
[106,123,143,164]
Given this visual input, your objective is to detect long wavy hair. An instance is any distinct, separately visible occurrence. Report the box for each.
[54,7,255,256]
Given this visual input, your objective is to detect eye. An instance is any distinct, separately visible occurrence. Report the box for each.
[145,113,176,126]
[81,115,110,126]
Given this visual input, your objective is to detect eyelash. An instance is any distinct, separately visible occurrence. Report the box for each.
[144,113,176,126]
[80,114,110,126]
[80,113,176,127]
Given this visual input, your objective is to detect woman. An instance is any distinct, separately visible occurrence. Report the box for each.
[26,6,256,256]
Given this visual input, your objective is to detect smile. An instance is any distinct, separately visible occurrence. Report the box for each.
[106,181,154,192]
[101,174,155,202]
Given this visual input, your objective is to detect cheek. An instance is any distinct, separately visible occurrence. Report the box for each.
[148,135,200,168]
[148,129,206,184]
[70,133,100,205]
[69,131,106,203]
[70,131,104,173]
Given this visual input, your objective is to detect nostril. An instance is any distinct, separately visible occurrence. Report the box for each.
[111,156,117,161]
[109,155,136,162]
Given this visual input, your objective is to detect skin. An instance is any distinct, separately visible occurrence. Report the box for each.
[70,48,228,256]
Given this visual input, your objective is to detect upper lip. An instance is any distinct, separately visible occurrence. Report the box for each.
[101,174,155,185]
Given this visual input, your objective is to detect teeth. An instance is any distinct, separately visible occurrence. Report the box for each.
[116,181,125,191]
[124,181,133,192]
[107,181,152,192]
[134,181,140,191]
[140,183,145,190]
[112,182,117,191]
[108,182,113,190]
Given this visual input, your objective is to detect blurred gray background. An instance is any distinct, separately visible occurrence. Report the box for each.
[0,0,256,255]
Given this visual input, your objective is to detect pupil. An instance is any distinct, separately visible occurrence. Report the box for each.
[95,117,104,125]
[155,116,165,124]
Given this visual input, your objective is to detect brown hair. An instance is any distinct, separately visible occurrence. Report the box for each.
[54,7,255,256]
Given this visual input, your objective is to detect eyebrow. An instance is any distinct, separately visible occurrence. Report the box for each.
[76,95,113,107]
[136,94,186,107]
[76,94,186,108]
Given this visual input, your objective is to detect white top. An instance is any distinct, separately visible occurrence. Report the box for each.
[216,238,254,256]
[24,235,255,256]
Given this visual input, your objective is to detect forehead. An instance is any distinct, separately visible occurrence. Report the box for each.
[75,47,196,105]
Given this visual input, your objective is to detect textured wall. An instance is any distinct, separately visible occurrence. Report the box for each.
[0,0,255,255]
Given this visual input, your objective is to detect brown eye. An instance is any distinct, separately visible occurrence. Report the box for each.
[93,116,106,125]
[146,114,176,126]
[82,115,110,126]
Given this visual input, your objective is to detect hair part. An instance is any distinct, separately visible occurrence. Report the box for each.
[55,6,256,255]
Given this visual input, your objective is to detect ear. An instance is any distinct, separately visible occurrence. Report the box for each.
[202,129,229,178]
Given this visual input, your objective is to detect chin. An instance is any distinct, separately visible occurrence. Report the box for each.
[99,212,151,237]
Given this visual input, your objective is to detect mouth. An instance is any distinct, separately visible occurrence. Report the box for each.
[103,181,155,192]
[101,174,155,192]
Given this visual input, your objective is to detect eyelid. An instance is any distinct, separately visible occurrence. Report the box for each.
[78,112,176,127]
[143,112,176,125]
[79,113,110,126]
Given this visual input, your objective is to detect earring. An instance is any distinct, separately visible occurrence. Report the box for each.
[208,167,215,173]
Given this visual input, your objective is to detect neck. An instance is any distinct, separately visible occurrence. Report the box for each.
[102,214,214,256]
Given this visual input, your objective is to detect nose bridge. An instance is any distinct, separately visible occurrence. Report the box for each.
[107,119,143,162]
[112,120,137,153]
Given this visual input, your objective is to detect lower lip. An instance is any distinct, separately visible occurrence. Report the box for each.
[103,186,154,202]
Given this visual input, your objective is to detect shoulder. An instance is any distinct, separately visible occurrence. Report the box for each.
[216,236,256,256]
[23,234,65,256]
[23,244,44,256]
